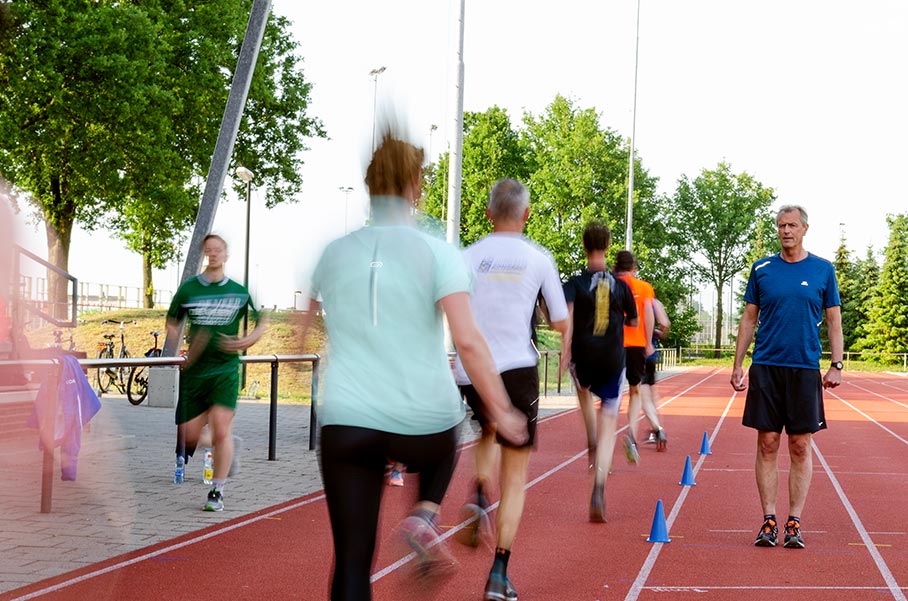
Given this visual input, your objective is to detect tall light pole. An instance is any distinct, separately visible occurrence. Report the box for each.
[625,0,641,250]
[235,165,254,391]
[369,66,386,152]
[338,186,353,233]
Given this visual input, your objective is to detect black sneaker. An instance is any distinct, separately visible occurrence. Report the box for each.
[783,519,805,549]
[754,517,778,547]
[203,489,224,512]
[484,573,518,601]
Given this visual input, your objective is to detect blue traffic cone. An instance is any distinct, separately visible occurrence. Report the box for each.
[646,499,671,543]
[699,431,712,455]
[679,455,696,486]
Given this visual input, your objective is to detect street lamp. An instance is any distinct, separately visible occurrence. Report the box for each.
[369,66,386,151]
[428,124,438,163]
[235,165,254,391]
[338,186,353,233]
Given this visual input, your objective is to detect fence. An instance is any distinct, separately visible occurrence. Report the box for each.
[677,347,908,371]
[16,273,174,314]
[0,353,319,514]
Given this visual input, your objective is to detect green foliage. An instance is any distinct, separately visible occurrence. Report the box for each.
[664,161,776,352]
[833,234,862,351]
[851,246,881,350]
[0,0,324,307]
[855,214,908,356]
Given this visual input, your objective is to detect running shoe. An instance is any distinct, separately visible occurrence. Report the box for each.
[399,514,457,578]
[203,489,224,512]
[623,434,639,464]
[645,430,657,444]
[387,468,404,487]
[783,519,805,549]
[589,483,606,523]
[655,428,668,452]
[454,494,492,548]
[484,573,518,601]
[754,517,778,547]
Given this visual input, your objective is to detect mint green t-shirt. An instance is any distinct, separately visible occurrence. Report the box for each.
[167,275,258,375]
[310,224,469,435]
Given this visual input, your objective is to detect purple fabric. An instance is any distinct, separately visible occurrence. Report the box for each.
[27,355,102,480]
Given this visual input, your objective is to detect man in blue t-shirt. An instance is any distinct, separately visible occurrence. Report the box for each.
[731,205,843,550]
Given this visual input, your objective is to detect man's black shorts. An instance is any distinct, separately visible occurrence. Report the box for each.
[742,363,827,435]
[643,358,657,386]
[460,366,539,449]
[625,347,647,386]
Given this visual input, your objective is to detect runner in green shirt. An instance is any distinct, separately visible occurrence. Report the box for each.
[166,233,267,511]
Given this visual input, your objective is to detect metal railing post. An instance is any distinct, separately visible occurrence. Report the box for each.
[309,356,319,451]
[40,359,60,513]
[268,357,278,460]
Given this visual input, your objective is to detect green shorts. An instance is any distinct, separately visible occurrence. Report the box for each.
[176,368,239,424]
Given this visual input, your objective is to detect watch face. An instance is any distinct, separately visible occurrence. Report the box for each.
[832,361,843,369]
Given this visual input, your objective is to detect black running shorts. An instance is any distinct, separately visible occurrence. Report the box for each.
[643,358,657,386]
[742,364,827,435]
[460,366,539,449]
[625,347,647,386]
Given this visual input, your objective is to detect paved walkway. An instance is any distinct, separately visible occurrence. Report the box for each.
[0,391,578,595]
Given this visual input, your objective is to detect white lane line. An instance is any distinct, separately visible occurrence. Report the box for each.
[373,368,725,583]
[845,382,908,410]
[813,442,906,601]
[8,494,327,601]
[641,585,908,592]
[623,389,737,601]
[827,390,908,446]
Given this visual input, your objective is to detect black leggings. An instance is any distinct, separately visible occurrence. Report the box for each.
[320,424,460,601]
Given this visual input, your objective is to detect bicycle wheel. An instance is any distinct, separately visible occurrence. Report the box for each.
[96,348,115,393]
[127,365,149,405]
[115,350,131,392]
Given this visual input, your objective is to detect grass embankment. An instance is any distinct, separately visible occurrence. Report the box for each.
[30,309,327,403]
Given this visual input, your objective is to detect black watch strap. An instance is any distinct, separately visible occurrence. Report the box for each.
[831,361,843,370]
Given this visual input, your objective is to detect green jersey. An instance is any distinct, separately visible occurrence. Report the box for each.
[167,275,259,375]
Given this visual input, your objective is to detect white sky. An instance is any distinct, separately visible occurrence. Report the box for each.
[9,0,908,309]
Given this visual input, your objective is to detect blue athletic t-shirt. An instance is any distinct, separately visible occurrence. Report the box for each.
[744,253,840,369]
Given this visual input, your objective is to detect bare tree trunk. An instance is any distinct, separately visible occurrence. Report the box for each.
[713,281,724,358]
[44,176,74,321]
[143,251,154,308]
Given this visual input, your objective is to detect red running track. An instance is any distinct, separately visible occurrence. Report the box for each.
[4,367,907,600]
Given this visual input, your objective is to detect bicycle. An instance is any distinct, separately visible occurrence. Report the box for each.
[126,330,163,405]
[51,329,76,351]
[96,320,135,395]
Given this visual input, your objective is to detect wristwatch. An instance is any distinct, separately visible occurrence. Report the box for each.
[831,361,844,370]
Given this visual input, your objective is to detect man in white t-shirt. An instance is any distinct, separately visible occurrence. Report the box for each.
[453,178,569,601]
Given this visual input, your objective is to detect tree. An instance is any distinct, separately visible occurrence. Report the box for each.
[664,162,776,354]
[423,106,525,244]
[0,1,323,311]
[521,95,656,277]
[833,233,862,352]
[851,246,881,353]
[855,214,908,359]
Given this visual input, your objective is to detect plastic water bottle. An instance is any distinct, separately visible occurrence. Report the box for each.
[202,448,214,485]
[173,454,185,485]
